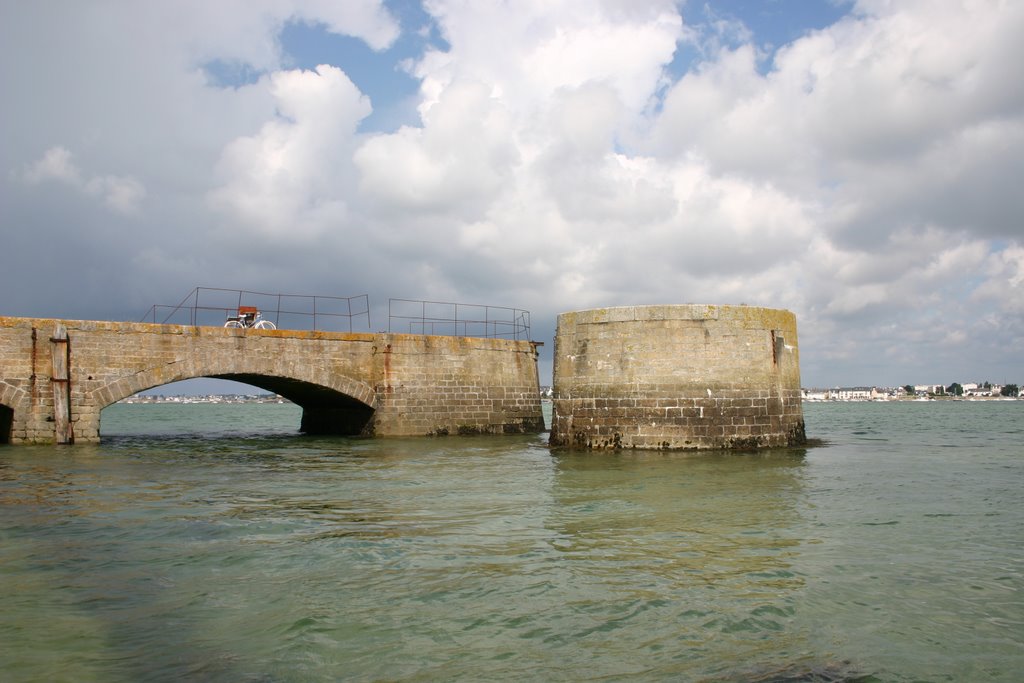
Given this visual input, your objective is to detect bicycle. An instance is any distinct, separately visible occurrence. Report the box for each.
[224,305,276,329]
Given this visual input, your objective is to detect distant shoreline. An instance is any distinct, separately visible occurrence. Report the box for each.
[118,394,1020,405]
[119,394,290,405]
[802,396,1021,403]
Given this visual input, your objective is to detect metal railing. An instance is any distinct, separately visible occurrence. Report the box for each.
[388,298,531,340]
[140,287,371,332]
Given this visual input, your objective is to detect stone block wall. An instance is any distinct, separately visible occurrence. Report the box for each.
[370,335,544,436]
[549,305,805,450]
[0,321,43,443]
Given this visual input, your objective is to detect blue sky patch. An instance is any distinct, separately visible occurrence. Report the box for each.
[202,58,265,89]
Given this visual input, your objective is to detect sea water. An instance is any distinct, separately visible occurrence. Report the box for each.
[1,400,1021,682]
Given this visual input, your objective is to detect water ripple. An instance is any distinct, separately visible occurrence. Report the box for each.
[1,402,1022,681]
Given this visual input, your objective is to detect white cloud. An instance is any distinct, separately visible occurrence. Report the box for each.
[3,0,1023,386]
[291,0,400,51]
[87,176,147,214]
[354,79,518,216]
[165,0,399,69]
[24,146,146,214]
[208,64,371,239]
[413,0,682,118]
[973,245,1024,314]
[24,146,81,185]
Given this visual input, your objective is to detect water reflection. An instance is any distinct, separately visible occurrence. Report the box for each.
[540,449,822,678]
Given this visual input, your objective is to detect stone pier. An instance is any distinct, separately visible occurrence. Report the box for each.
[550,305,805,450]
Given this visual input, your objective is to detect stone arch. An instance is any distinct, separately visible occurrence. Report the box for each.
[0,381,27,444]
[0,404,13,444]
[90,356,377,436]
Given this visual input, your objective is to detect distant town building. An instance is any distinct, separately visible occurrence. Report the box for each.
[801,383,1019,401]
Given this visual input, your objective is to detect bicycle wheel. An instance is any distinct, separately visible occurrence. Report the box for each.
[224,320,244,328]
[254,319,276,330]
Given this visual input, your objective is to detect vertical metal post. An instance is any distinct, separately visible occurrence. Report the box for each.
[50,324,73,444]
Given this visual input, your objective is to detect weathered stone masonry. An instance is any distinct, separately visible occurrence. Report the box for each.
[0,316,543,444]
[549,305,806,450]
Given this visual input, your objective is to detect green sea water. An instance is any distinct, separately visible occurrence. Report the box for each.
[1,400,1021,682]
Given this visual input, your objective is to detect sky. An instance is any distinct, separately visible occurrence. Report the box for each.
[2,0,1022,392]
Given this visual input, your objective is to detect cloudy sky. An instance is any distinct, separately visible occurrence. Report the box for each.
[2,0,1022,389]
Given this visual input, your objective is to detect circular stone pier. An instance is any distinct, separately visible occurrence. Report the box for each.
[549,305,806,450]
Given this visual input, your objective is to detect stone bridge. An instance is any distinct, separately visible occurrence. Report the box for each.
[0,317,544,444]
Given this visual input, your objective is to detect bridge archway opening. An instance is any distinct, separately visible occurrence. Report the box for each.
[104,376,374,438]
[0,404,12,444]
[212,374,375,436]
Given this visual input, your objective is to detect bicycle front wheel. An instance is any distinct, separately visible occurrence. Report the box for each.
[254,320,276,330]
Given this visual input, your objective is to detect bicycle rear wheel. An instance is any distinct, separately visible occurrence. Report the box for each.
[254,320,276,330]
[224,320,244,328]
